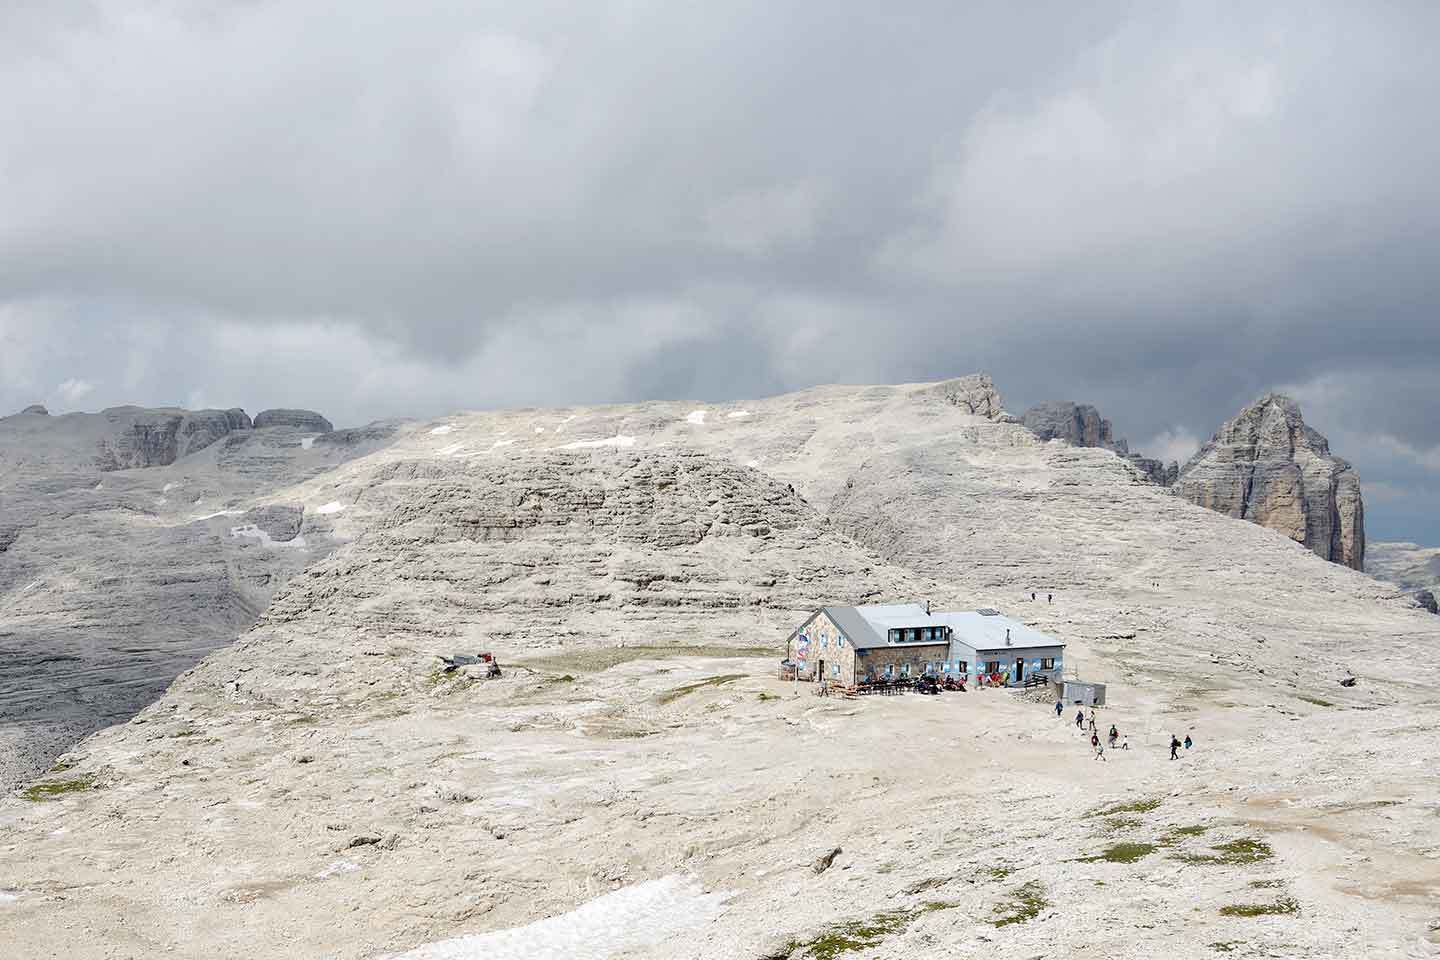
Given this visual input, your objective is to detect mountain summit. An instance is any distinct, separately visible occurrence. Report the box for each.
[1173,393,1365,569]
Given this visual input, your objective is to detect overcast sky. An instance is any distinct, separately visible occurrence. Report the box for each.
[2,1,1437,545]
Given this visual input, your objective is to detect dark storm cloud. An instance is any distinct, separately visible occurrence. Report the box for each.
[2,1,1438,542]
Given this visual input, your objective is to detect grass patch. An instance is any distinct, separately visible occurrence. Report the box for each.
[1249,879,1285,889]
[657,674,743,705]
[46,759,75,774]
[757,691,780,701]
[1090,797,1161,818]
[1103,815,1143,833]
[1175,838,1274,866]
[1297,695,1334,707]
[20,774,96,802]
[790,902,958,959]
[542,674,577,684]
[987,865,1013,881]
[1079,842,1157,865]
[1210,942,1242,953]
[1219,896,1299,917]
[992,881,1049,928]
[1159,824,1210,846]
[520,644,775,675]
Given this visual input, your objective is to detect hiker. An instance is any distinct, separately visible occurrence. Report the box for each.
[1120,735,1129,750]
[1075,709,1085,729]
[1031,591,1036,601]
[1047,593,1053,603]
[1184,733,1193,751]
[1055,700,1064,718]
[1170,735,1181,760]
[1090,732,1099,751]
[1108,724,1118,747]
[1088,709,1097,733]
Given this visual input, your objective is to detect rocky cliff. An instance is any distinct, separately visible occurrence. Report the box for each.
[1173,393,1365,570]
[92,406,253,470]
[254,408,334,432]
[1021,400,1178,486]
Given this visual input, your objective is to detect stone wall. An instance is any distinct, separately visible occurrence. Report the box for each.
[854,643,949,683]
[787,610,857,685]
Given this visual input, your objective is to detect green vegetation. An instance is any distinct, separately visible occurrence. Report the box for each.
[987,865,1013,881]
[20,774,96,802]
[1219,896,1299,917]
[1103,815,1144,833]
[46,759,75,774]
[542,674,577,684]
[1175,838,1274,866]
[1210,942,1242,953]
[1090,797,1161,818]
[1080,842,1157,864]
[1297,695,1334,707]
[1249,879,1285,889]
[992,881,1050,928]
[786,901,960,958]
[757,691,780,701]
[520,644,775,674]
[657,674,744,705]
[1158,824,1210,846]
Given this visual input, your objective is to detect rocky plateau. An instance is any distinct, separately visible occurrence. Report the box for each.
[2,374,1438,960]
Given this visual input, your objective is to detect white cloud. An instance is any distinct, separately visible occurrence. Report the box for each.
[55,377,94,405]
[705,183,822,256]
[1139,427,1202,466]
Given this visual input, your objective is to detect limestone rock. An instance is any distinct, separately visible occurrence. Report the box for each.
[20,404,48,416]
[1416,589,1439,615]
[93,406,252,471]
[253,408,333,433]
[1173,393,1365,570]
[240,504,305,542]
[1022,401,1123,451]
[921,374,1006,419]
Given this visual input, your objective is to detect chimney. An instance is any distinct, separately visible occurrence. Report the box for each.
[925,599,931,616]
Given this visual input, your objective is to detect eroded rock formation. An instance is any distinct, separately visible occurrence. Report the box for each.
[1173,393,1365,570]
[1020,401,1178,486]
[254,408,334,432]
[92,406,253,471]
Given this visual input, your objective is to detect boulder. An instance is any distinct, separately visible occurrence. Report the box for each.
[254,409,333,433]
[1416,590,1438,615]
[1173,393,1365,570]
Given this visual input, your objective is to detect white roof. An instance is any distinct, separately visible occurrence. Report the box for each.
[934,610,1062,651]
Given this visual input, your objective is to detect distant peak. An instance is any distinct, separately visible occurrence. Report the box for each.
[20,403,48,416]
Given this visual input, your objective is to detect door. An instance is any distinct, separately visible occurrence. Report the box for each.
[1014,658,1024,683]
[817,659,825,683]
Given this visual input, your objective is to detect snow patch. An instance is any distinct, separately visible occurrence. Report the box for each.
[381,875,725,960]
[192,509,243,521]
[301,436,316,450]
[685,409,707,425]
[436,443,464,456]
[0,890,20,904]
[162,482,177,492]
[316,501,345,515]
[492,438,518,449]
[314,860,361,880]
[745,459,760,468]
[727,410,751,419]
[430,425,453,435]
[93,482,103,491]
[534,427,545,434]
[560,435,637,450]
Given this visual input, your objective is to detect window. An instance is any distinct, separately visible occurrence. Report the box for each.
[837,636,845,648]
[884,664,894,679]
[984,660,1001,674]
[956,660,967,674]
[832,663,841,678]
[901,662,911,677]
[822,637,829,649]
[1041,658,1055,670]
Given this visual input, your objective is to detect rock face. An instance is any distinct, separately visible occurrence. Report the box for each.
[923,374,1007,419]
[1021,401,1178,486]
[1417,589,1439,615]
[20,404,48,416]
[92,406,253,471]
[1022,401,1124,451]
[253,408,333,433]
[240,504,305,542]
[1173,393,1365,570]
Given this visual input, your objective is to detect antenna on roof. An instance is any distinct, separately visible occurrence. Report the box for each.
[1005,628,1012,646]
[925,599,931,616]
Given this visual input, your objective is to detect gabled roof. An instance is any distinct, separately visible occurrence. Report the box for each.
[791,603,1065,653]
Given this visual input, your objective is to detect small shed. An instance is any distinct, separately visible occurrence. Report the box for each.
[1056,678,1106,706]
